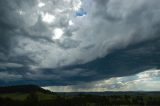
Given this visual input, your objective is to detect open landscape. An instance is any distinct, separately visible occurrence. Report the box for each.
[0,0,160,106]
[0,85,160,106]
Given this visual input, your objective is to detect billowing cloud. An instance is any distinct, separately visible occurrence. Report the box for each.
[0,0,160,86]
[1,0,160,68]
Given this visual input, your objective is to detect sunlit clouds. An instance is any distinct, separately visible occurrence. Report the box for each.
[41,12,55,24]
[38,2,45,8]
[69,20,74,26]
[43,69,160,92]
[72,0,82,11]
[52,28,64,40]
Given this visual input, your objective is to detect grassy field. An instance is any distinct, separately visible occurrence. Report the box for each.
[0,85,160,106]
[0,92,57,101]
[0,93,29,101]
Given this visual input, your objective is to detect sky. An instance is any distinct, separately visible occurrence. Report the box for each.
[0,0,160,92]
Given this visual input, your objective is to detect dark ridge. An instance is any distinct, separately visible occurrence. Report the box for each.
[0,85,52,94]
[57,91,160,96]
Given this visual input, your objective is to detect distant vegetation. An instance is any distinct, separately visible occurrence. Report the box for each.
[0,85,160,106]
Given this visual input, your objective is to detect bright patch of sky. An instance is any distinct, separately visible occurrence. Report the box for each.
[43,69,160,92]
[73,0,82,11]
[69,20,74,26]
[41,12,55,24]
[38,2,45,8]
[52,28,64,40]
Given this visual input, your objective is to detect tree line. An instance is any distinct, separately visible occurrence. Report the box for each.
[0,92,160,106]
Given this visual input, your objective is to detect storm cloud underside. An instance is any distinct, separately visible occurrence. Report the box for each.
[0,0,160,90]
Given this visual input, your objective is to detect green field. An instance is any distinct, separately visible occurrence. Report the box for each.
[0,93,28,101]
[0,85,160,106]
[0,92,57,101]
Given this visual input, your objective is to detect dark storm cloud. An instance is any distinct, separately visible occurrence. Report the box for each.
[0,0,160,86]
[53,38,160,85]
[1,36,160,86]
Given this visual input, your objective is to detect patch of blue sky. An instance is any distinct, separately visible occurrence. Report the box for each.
[75,8,87,16]
[152,77,160,81]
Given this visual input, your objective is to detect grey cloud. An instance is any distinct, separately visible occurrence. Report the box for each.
[58,38,80,49]
[0,72,23,81]
[0,0,160,86]
[0,62,23,69]
[3,0,160,68]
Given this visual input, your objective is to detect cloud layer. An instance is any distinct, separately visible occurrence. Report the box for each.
[43,69,160,92]
[0,0,160,86]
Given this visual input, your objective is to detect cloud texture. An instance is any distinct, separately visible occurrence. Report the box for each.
[43,69,160,92]
[0,0,160,87]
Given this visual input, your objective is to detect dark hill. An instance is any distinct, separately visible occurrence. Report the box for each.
[0,85,51,94]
